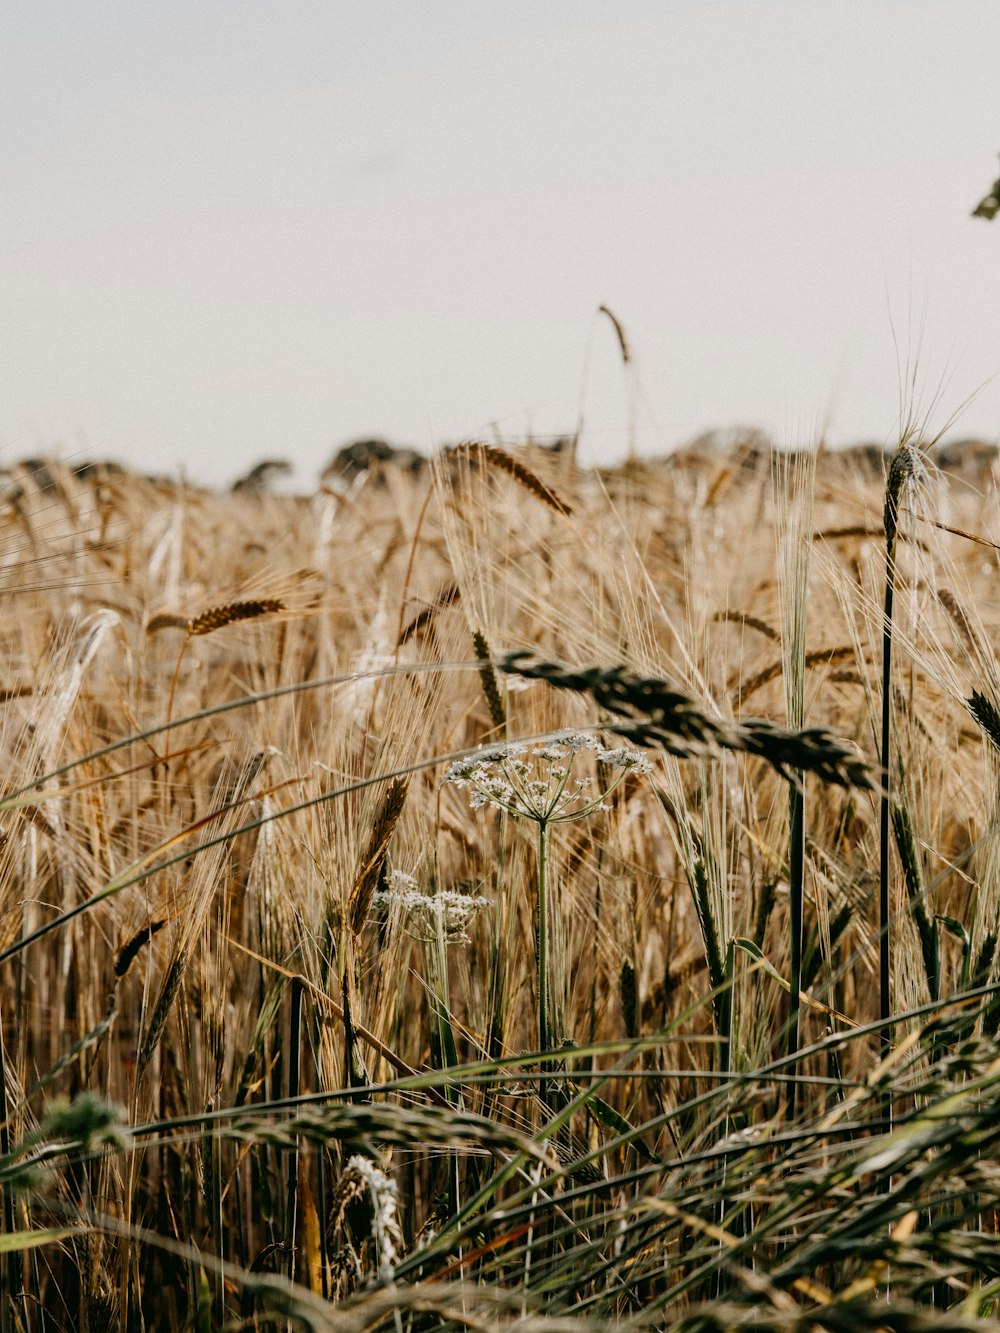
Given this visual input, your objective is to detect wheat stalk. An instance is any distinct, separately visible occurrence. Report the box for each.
[878,445,925,1097]
[776,446,816,1116]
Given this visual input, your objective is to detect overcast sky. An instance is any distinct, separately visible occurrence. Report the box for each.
[3,2,999,488]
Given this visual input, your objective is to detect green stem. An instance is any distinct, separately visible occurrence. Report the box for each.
[719,939,734,1080]
[284,977,303,1284]
[428,919,462,1219]
[879,462,902,1151]
[0,998,14,1333]
[536,819,552,1109]
[880,536,895,1118]
[786,777,804,1120]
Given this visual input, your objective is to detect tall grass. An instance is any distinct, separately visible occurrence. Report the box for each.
[0,443,996,1328]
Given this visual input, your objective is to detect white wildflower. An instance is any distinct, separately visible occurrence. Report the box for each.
[347,1155,402,1279]
[387,869,419,894]
[533,744,569,762]
[442,756,481,786]
[473,775,517,811]
[553,729,601,752]
[441,731,651,824]
[597,747,654,775]
[374,878,491,943]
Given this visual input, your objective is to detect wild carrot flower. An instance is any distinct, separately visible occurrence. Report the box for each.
[373,870,490,944]
[442,730,652,825]
[442,731,653,1109]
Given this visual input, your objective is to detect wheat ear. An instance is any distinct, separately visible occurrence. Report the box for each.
[187,599,285,635]
[597,304,631,363]
[397,583,461,646]
[454,442,573,516]
[347,779,409,935]
[711,610,781,642]
[498,654,872,790]
[136,951,187,1083]
[115,919,168,979]
[472,630,506,737]
[148,598,285,636]
[159,598,286,731]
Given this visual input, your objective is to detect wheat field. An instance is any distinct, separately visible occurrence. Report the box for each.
[0,438,999,1330]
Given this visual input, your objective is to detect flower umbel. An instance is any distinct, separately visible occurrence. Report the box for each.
[443,730,652,824]
[442,731,652,1111]
[373,870,491,943]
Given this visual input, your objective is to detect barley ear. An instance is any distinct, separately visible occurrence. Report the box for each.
[472,630,506,737]
[938,588,981,658]
[147,613,190,633]
[187,598,285,636]
[498,654,872,790]
[884,447,914,548]
[136,951,187,1082]
[347,779,409,935]
[115,919,168,979]
[455,442,573,516]
[968,691,1000,753]
[598,304,631,364]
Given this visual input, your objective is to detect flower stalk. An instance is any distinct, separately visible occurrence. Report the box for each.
[443,730,652,1114]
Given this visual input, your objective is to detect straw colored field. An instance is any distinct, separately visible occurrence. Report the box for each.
[0,440,999,1330]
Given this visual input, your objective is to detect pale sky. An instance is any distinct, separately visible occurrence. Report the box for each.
[3,2,999,488]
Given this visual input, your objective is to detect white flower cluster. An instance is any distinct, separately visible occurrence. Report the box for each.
[442,731,652,824]
[346,1154,402,1279]
[595,746,654,774]
[373,870,491,943]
